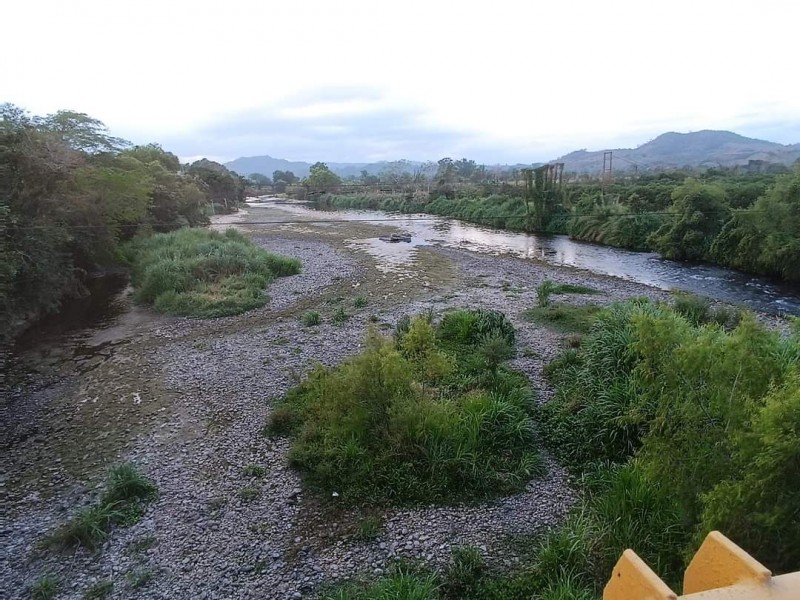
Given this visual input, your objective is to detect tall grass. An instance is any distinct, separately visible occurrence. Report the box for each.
[124,228,300,317]
[541,298,800,580]
[267,311,541,504]
[322,564,440,600]
[45,464,157,552]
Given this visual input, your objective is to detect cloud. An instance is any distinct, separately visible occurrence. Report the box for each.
[160,86,502,163]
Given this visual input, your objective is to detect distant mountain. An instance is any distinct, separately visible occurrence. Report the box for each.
[225,155,317,178]
[225,155,427,179]
[225,130,800,179]
[557,130,800,173]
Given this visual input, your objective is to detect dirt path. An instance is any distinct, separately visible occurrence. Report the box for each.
[1,205,671,599]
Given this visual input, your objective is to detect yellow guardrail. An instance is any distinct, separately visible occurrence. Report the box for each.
[604,531,800,600]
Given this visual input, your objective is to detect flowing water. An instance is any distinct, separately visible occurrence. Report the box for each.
[249,198,800,316]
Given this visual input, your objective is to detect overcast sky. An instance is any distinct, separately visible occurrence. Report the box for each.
[3,0,799,164]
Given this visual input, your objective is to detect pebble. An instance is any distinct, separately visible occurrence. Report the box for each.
[1,227,684,598]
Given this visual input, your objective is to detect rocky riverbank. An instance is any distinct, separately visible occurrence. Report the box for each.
[2,205,675,599]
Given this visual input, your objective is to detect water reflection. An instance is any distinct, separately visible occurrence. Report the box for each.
[247,198,800,315]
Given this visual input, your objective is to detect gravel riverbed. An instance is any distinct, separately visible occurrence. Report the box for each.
[2,214,677,599]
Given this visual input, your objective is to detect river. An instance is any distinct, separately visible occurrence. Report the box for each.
[248,197,800,316]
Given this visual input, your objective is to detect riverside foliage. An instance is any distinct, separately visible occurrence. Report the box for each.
[325,300,800,599]
[124,228,300,318]
[267,310,542,504]
[539,299,800,589]
[0,104,249,345]
[317,166,800,282]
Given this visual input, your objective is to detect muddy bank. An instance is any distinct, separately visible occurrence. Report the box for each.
[2,206,679,599]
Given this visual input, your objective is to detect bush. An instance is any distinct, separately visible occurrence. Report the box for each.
[124,228,300,318]
[542,298,800,578]
[353,296,368,308]
[672,291,710,325]
[438,309,515,346]
[698,367,800,571]
[268,314,541,504]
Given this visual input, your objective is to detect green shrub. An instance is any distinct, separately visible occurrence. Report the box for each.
[672,291,711,325]
[124,228,300,318]
[30,574,58,600]
[269,315,540,504]
[394,314,412,341]
[542,298,800,579]
[353,296,368,308]
[302,310,321,327]
[698,367,800,571]
[438,309,515,346]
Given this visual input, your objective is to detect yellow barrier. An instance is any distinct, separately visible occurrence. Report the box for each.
[604,531,800,600]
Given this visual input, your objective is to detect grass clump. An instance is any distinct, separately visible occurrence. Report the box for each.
[126,569,155,590]
[268,310,541,504]
[45,464,157,552]
[239,487,260,502]
[523,304,602,334]
[538,280,600,308]
[353,296,368,308]
[355,516,383,540]
[332,306,350,325]
[536,280,558,307]
[30,574,58,600]
[301,310,321,327]
[322,564,440,600]
[84,579,113,599]
[242,464,266,478]
[124,227,300,318]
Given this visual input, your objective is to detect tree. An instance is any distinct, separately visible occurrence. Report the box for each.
[359,169,379,186]
[249,173,272,189]
[188,159,243,212]
[711,168,800,281]
[35,110,129,154]
[122,144,180,172]
[273,170,298,193]
[648,179,730,261]
[304,162,341,194]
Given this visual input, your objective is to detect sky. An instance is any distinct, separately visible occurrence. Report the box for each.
[3,0,799,165]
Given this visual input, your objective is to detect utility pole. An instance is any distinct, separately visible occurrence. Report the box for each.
[602,151,613,199]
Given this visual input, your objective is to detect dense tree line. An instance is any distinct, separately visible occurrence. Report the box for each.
[566,169,800,281]
[0,104,242,345]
